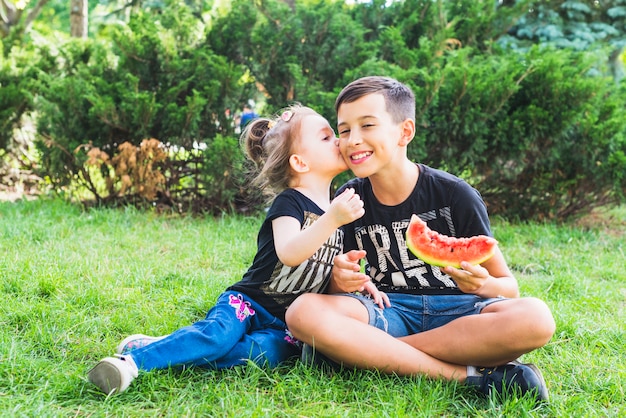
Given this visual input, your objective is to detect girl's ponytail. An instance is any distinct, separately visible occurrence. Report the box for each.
[242,118,272,171]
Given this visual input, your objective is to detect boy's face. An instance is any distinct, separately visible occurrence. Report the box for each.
[337,93,411,178]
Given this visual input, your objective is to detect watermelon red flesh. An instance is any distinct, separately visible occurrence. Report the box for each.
[406,214,498,268]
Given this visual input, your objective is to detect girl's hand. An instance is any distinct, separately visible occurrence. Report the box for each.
[361,281,391,309]
[328,188,364,227]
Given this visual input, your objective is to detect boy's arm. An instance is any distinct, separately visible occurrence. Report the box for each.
[441,247,520,298]
[273,189,364,267]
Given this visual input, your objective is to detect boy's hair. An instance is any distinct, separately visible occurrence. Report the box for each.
[242,104,319,196]
[335,76,415,124]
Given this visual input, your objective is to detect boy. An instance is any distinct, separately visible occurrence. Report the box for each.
[286,76,556,402]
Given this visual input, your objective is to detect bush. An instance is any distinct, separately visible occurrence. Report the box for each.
[412,45,626,220]
[10,0,626,219]
[32,5,257,212]
[0,40,42,195]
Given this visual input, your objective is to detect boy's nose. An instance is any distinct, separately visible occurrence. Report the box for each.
[347,131,363,146]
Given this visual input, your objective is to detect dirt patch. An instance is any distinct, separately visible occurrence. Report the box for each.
[572,207,626,237]
[0,188,39,202]
[0,166,42,202]
[0,190,24,202]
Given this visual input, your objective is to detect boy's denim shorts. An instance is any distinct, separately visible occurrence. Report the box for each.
[345,292,506,337]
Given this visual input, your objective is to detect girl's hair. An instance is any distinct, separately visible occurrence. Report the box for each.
[242,103,319,196]
[335,76,415,124]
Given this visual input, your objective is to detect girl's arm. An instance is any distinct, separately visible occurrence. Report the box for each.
[273,188,364,267]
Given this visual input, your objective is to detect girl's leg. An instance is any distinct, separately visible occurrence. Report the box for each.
[88,291,283,394]
[202,328,300,369]
[129,291,275,371]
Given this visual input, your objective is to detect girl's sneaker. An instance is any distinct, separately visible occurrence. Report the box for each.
[115,334,168,355]
[87,355,138,395]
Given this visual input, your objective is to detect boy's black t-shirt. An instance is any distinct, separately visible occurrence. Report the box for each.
[337,163,492,295]
[227,188,342,320]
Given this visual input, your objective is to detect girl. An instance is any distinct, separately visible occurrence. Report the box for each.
[87,104,387,395]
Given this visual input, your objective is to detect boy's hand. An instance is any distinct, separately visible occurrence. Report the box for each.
[441,262,490,294]
[328,188,364,226]
[331,250,370,293]
[332,250,390,308]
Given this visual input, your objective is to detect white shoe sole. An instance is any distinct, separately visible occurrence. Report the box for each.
[87,357,135,395]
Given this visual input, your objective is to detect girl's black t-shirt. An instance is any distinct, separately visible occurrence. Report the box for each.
[228,188,343,320]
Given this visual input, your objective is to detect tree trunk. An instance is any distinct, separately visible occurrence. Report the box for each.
[70,0,87,38]
[609,47,625,84]
[1,0,50,38]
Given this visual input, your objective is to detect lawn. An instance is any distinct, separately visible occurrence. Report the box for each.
[0,199,624,417]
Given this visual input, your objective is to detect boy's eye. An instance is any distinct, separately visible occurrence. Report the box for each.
[339,129,350,136]
[363,123,374,128]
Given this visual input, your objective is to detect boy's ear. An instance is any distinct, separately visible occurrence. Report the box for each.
[398,118,416,146]
[289,154,310,173]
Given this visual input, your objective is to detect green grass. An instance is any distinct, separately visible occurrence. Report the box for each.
[0,199,624,417]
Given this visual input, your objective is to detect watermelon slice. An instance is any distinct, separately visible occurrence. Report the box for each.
[406,214,498,268]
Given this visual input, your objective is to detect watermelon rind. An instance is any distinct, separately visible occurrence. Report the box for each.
[406,214,497,268]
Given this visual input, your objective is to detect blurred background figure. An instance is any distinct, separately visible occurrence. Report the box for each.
[239,103,259,131]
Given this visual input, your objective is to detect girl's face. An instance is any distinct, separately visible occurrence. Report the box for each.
[294,113,347,178]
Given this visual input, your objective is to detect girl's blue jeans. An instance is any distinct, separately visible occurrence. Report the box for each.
[127,291,300,371]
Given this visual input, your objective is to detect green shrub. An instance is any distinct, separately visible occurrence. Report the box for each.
[410,45,626,220]
[166,135,259,214]
[32,5,256,212]
[15,0,626,219]
[0,40,42,193]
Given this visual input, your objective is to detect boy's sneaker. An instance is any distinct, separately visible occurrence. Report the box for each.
[466,361,549,403]
[115,334,167,355]
[87,355,138,395]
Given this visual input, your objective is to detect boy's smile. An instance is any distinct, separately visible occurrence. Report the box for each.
[349,151,372,164]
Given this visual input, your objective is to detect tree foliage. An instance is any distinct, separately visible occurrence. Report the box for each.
[500,0,626,81]
[1,0,625,220]
[1,0,51,39]
[504,0,626,50]
[32,2,253,211]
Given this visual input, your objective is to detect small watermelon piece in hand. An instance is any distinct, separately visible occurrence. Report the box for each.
[406,214,498,268]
